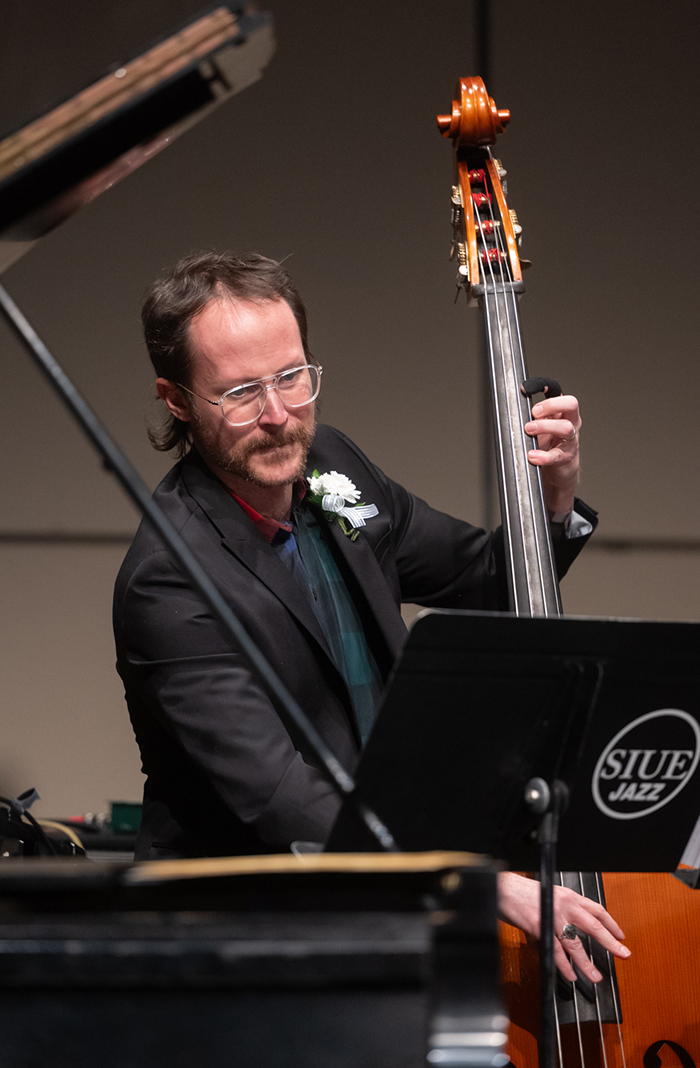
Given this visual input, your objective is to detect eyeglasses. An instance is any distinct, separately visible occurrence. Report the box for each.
[176,363,322,427]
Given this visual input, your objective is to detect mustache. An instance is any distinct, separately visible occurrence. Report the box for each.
[240,426,314,459]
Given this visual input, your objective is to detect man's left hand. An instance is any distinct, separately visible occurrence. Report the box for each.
[524,393,582,515]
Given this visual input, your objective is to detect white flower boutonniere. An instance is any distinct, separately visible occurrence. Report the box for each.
[307,469,379,540]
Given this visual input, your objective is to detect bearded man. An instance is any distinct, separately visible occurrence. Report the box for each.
[113,251,629,983]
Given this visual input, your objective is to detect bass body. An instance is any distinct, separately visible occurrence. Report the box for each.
[503,871,700,1067]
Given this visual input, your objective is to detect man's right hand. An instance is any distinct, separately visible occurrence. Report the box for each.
[497,871,631,983]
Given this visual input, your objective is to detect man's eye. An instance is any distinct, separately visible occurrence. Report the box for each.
[279,369,302,386]
[228,383,260,401]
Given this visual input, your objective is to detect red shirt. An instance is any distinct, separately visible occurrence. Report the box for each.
[227,480,307,544]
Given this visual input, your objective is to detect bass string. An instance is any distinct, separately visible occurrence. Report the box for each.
[489,214,559,607]
[477,200,571,1060]
[475,170,629,1068]
[570,968,588,1067]
[478,192,523,481]
[560,871,628,1068]
[480,180,615,1068]
[475,200,532,597]
[570,872,597,1068]
[555,1001,565,1068]
[486,194,538,549]
[489,185,554,596]
[593,871,627,1068]
[475,210,523,593]
[475,175,551,615]
[477,185,567,1062]
[576,869,609,1068]
[477,194,572,1063]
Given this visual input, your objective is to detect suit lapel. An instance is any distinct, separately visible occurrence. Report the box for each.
[181,458,336,665]
[304,430,408,667]
[322,511,408,665]
[179,447,407,681]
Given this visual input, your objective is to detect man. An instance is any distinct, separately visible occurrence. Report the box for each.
[114,251,629,982]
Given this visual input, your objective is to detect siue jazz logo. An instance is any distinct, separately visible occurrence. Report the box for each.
[592,709,700,820]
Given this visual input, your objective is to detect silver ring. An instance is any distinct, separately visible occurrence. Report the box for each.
[566,428,578,442]
[561,923,578,940]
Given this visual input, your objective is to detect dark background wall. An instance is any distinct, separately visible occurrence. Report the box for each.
[1,0,698,817]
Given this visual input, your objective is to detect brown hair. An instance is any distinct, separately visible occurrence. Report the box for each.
[142,251,310,455]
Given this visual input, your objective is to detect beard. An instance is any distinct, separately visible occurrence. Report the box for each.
[190,413,315,488]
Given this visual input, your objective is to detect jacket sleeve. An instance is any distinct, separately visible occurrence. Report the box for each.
[388,483,597,610]
[319,427,597,612]
[115,546,342,850]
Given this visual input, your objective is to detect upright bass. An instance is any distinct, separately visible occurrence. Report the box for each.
[437,76,700,1068]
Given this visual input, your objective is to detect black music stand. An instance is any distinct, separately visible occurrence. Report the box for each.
[328,609,700,1068]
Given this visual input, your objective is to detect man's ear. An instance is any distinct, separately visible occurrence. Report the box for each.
[156,378,192,423]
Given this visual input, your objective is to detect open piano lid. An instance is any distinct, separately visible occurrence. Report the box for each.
[0,4,274,273]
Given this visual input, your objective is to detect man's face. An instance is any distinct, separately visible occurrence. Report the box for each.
[159,297,316,490]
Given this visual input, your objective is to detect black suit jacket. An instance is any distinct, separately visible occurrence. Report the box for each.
[113,425,596,859]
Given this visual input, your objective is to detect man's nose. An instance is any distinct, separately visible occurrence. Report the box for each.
[257,383,288,427]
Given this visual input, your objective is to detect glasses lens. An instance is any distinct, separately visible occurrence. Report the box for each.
[278,365,320,407]
[221,382,265,426]
[221,365,321,426]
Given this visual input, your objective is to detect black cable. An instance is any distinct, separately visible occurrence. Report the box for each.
[0,795,59,855]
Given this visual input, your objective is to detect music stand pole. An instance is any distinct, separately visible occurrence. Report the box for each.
[525,776,567,1068]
